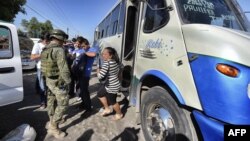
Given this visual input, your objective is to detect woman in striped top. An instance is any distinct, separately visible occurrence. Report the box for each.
[97,47,122,120]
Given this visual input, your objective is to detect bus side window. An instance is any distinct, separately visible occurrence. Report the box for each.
[105,14,111,37]
[112,20,118,35]
[101,30,104,38]
[144,0,170,33]
[118,0,126,34]
[106,25,110,37]
[0,26,12,59]
[110,4,120,36]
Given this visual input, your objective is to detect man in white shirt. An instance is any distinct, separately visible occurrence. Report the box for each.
[30,33,50,109]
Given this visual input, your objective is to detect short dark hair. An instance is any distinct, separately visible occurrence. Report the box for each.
[76,36,84,44]
[72,38,76,42]
[40,33,50,41]
[82,38,89,45]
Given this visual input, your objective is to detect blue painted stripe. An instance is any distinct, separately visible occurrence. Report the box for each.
[189,53,250,124]
[141,70,185,105]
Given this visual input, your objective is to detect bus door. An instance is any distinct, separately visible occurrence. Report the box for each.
[120,0,140,89]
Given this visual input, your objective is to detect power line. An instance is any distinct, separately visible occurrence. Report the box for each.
[25,4,59,29]
[51,0,80,35]
[43,0,77,36]
[43,0,68,28]
[43,0,79,36]
[25,4,75,37]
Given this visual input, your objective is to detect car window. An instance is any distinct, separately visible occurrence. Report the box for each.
[0,26,13,59]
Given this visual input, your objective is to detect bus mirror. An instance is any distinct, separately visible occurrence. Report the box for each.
[145,1,173,11]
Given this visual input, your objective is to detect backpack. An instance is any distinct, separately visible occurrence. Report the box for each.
[71,53,87,77]
[40,46,61,78]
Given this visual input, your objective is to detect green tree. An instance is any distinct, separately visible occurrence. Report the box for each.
[17,28,27,37]
[21,17,53,38]
[0,0,26,22]
[41,20,53,35]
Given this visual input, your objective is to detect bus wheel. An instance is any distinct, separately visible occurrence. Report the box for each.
[141,86,196,141]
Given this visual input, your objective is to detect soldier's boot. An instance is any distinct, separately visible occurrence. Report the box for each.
[47,122,66,138]
[45,116,53,130]
[46,116,66,130]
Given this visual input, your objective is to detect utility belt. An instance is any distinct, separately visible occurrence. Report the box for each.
[48,75,59,80]
[46,75,66,88]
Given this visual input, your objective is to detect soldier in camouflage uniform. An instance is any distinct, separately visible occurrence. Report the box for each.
[41,29,71,138]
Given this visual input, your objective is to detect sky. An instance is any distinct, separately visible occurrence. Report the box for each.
[238,0,250,19]
[14,0,249,43]
[14,0,118,43]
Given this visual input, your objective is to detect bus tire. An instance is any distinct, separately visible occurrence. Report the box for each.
[141,86,197,141]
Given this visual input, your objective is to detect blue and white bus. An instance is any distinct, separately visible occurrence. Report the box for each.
[94,0,250,140]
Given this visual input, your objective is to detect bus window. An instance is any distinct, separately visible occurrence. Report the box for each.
[112,20,118,35]
[104,14,111,37]
[246,13,250,22]
[0,27,12,59]
[177,0,243,30]
[118,0,126,34]
[110,4,120,36]
[101,29,104,38]
[143,0,169,33]
[106,25,109,37]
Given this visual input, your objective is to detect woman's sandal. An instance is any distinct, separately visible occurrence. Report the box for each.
[112,113,123,121]
[100,108,113,116]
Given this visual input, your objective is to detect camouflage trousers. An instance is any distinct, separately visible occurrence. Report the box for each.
[46,78,69,124]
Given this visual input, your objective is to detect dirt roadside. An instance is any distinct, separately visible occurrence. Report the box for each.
[0,67,145,141]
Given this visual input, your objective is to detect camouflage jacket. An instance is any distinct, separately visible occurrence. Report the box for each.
[41,42,71,85]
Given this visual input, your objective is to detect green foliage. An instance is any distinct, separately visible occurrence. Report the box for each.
[0,0,26,22]
[19,36,34,51]
[21,17,53,38]
[17,28,27,37]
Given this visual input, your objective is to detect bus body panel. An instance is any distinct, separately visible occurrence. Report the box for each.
[182,24,250,67]
[140,70,185,104]
[189,54,250,124]
[97,33,123,58]
[133,1,202,110]
[182,24,250,124]
[193,110,224,141]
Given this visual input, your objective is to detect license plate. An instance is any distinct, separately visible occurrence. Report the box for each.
[22,62,29,66]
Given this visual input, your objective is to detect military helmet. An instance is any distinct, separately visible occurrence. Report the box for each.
[50,29,68,41]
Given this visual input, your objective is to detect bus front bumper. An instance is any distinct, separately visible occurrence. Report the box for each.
[193,111,224,141]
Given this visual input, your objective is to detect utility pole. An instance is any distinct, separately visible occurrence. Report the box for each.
[67,27,69,36]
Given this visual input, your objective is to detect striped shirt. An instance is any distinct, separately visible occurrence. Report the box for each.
[98,60,120,93]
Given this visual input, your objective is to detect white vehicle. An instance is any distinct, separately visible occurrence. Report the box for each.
[0,22,24,106]
[30,38,40,44]
[95,0,250,140]
[21,38,39,70]
[21,50,36,70]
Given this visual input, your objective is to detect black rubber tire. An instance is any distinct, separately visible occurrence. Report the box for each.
[141,86,197,141]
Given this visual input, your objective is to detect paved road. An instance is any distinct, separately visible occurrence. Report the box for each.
[0,68,145,141]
